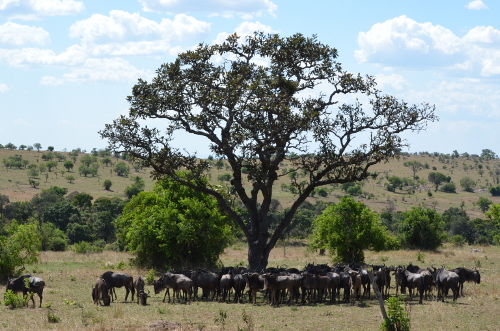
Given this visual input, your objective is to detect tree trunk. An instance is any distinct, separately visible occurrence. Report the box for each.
[247,238,271,271]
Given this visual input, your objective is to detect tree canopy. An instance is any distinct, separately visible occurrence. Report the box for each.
[310,196,387,262]
[116,173,233,269]
[100,32,437,270]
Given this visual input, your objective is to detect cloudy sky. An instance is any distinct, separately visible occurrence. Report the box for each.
[1,0,499,156]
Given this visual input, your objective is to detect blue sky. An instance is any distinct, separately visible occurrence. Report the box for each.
[1,0,499,156]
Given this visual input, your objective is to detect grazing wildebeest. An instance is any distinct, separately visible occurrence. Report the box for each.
[190,270,220,301]
[100,271,135,302]
[5,275,45,308]
[450,267,480,296]
[92,278,111,306]
[133,276,147,305]
[435,267,460,302]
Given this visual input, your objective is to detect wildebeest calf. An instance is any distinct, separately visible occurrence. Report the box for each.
[92,278,111,306]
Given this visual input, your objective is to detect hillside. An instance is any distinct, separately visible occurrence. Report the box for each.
[1,147,500,219]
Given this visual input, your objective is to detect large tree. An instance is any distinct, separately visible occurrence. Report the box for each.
[100,32,437,270]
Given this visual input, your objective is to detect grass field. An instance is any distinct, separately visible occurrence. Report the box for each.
[0,244,497,331]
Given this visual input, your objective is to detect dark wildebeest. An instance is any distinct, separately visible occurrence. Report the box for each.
[435,267,460,302]
[450,267,480,296]
[133,276,149,305]
[219,273,234,303]
[190,270,220,301]
[300,272,330,304]
[243,272,265,304]
[100,271,135,302]
[395,268,424,304]
[153,272,173,303]
[263,273,299,305]
[92,278,111,306]
[232,273,247,303]
[5,275,45,308]
[326,272,340,303]
[161,273,193,303]
[338,270,353,303]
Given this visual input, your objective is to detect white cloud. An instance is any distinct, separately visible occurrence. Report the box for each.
[40,76,63,85]
[375,73,408,91]
[69,11,210,55]
[0,83,9,92]
[0,0,84,20]
[138,0,277,18]
[0,22,50,45]
[356,16,500,77]
[465,0,488,10]
[0,44,86,67]
[213,21,277,44]
[60,58,152,83]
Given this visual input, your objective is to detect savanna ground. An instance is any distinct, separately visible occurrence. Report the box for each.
[0,243,498,331]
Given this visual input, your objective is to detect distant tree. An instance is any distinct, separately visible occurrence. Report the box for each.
[116,174,233,268]
[477,197,493,213]
[33,143,42,152]
[71,193,93,210]
[124,177,145,199]
[26,146,33,152]
[486,203,500,226]
[101,157,112,167]
[28,179,40,188]
[428,172,449,191]
[42,201,80,232]
[18,145,27,150]
[103,179,112,191]
[78,164,91,177]
[460,177,476,192]
[4,143,17,150]
[481,149,497,160]
[114,161,130,177]
[27,167,39,178]
[452,150,459,158]
[63,160,74,171]
[399,206,446,250]
[65,175,75,183]
[80,155,96,167]
[47,146,54,151]
[442,207,475,244]
[40,222,67,251]
[45,160,58,172]
[54,152,66,162]
[404,160,423,180]
[310,196,388,262]
[41,152,54,161]
[387,176,403,192]
[440,182,456,193]
[490,186,500,197]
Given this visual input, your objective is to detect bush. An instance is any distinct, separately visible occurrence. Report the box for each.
[381,296,410,331]
[71,241,103,254]
[451,235,466,247]
[3,290,28,309]
[440,182,456,193]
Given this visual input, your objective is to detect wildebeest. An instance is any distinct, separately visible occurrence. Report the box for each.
[232,273,247,303]
[190,270,220,301]
[263,273,299,305]
[243,272,264,304]
[338,270,353,303]
[435,267,460,302]
[5,275,45,308]
[160,273,193,303]
[153,272,173,302]
[395,268,424,304]
[92,278,111,306]
[133,276,149,305]
[450,267,480,296]
[219,273,234,303]
[100,271,135,302]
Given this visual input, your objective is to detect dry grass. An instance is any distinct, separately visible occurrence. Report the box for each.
[1,244,498,331]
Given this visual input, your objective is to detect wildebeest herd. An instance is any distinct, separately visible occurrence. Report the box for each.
[86,262,480,307]
[4,263,480,308]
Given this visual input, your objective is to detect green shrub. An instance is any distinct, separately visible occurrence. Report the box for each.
[381,296,410,331]
[71,241,103,254]
[451,234,466,247]
[3,290,28,309]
